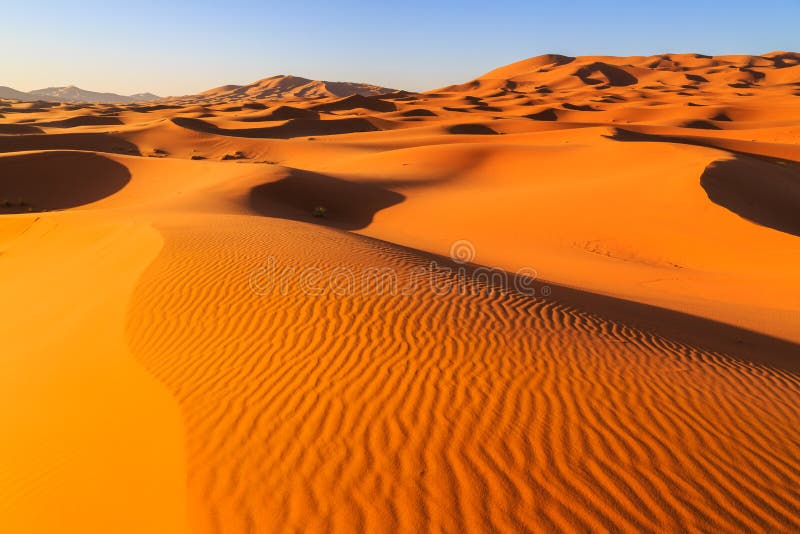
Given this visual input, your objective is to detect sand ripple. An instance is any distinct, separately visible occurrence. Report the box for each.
[127,215,800,533]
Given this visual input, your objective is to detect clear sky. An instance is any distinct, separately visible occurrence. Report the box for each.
[2,0,798,96]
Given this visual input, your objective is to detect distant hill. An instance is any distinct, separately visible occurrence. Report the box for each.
[0,86,35,100]
[191,75,396,102]
[0,84,160,104]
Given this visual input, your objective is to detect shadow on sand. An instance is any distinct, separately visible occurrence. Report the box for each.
[249,168,406,230]
[0,151,130,212]
[606,128,800,237]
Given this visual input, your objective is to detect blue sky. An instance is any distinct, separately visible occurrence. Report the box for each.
[2,0,798,96]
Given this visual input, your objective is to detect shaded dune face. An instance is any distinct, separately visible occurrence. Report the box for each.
[700,157,800,236]
[33,115,123,128]
[573,62,639,86]
[310,94,398,113]
[0,132,141,156]
[236,105,320,122]
[249,169,405,230]
[447,123,498,135]
[526,108,559,121]
[605,128,800,162]
[0,151,130,212]
[0,123,44,134]
[171,116,381,139]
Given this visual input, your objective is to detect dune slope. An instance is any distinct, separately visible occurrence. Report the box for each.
[127,213,800,533]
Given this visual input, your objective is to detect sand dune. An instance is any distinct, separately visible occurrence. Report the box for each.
[171,115,387,139]
[128,214,800,533]
[1,52,799,533]
[0,151,130,212]
[190,75,395,104]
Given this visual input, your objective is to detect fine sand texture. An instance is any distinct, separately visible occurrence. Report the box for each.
[1,53,799,533]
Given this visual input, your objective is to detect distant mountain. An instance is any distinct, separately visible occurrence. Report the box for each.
[2,76,393,105]
[0,86,34,100]
[0,85,160,104]
[193,75,396,102]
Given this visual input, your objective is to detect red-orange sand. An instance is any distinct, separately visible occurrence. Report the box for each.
[1,53,799,533]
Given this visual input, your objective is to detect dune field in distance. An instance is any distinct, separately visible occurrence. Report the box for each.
[1,52,800,533]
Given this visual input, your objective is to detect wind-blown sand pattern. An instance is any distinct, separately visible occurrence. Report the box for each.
[2,53,800,533]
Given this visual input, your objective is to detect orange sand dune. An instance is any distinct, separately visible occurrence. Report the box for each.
[1,52,799,533]
[190,75,395,104]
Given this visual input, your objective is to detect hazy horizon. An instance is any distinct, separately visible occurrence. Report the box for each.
[2,0,798,96]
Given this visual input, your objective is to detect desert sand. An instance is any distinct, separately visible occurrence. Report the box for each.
[1,53,799,533]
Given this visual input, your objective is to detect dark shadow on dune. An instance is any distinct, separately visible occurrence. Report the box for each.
[573,62,638,86]
[129,104,182,113]
[700,156,800,237]
[448,124,498,135]
[238,106,320,122]
[310,94,396,113]
[308,230,800,372]
[249,169,405,230]
[684,119,721,130]
[542,276,800,372]
[172,116,380,139]
[606,128,800,236]
[379,90,417,101]
[35,116,123,128]
[0,123,44,134]
[554,281,800,372]
[770,52,800,69]
[401,108,438,117]
[605,128,699,145]
[376,245,800,373]
[242,102,267,110]
[0,151,130,212]
[0,105,54,114]
[605,127,795,165]
[685,74,709,83]
[526,109,558,121]
[563,103,600,112]
[0,132,140,156]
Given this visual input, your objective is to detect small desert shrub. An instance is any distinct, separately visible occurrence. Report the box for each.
[222,151,246,161]
[312,206,328,218]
